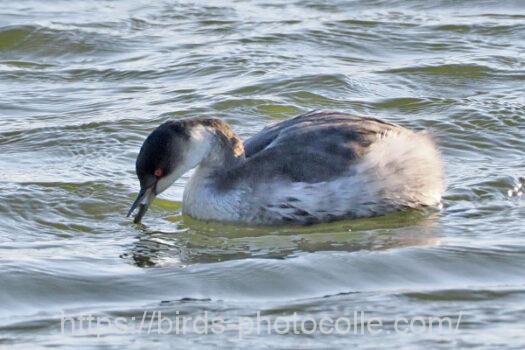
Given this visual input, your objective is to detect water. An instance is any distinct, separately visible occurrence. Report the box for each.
[1,0,524,348]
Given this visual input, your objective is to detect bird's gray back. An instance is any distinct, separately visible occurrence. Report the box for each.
[236,111,402,184]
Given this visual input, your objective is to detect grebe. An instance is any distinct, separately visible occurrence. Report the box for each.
[128,111,444,225]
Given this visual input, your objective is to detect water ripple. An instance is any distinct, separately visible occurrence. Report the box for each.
[1,1,525,348]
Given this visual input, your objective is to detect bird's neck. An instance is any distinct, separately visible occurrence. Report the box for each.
[181,120,246,210]
[189,119,246,173]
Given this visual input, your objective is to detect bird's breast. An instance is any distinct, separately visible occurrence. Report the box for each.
[182,169,246,222]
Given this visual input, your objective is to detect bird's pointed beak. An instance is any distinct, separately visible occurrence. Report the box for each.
[127,185,156,224]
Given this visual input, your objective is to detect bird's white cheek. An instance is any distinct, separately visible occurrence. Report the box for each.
[155,126,213,196]
[155,170,181,194]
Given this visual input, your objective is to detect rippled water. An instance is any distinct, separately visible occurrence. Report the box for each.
[1,0,524,348]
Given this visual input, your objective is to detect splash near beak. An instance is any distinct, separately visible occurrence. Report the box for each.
[127,186,156,224]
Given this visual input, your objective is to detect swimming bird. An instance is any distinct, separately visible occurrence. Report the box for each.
[128,111,444,225]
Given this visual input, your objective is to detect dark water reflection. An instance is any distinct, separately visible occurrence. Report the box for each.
[125,211,440,266]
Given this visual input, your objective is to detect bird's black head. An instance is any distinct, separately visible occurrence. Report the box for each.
[128,121,192,223]
[136,124,182,188]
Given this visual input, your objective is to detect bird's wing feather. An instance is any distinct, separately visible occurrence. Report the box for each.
[237,111,403,183]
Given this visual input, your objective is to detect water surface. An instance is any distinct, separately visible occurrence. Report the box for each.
[1,0,525,349]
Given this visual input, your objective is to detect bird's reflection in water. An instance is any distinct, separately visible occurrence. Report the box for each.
[122,209,441,268]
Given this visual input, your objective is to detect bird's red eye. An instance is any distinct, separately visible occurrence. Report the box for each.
[154,169,163,177]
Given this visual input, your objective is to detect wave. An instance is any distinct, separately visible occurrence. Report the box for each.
[0,25,129,58]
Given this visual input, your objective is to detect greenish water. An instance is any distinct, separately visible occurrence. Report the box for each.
[1,0,525,349]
